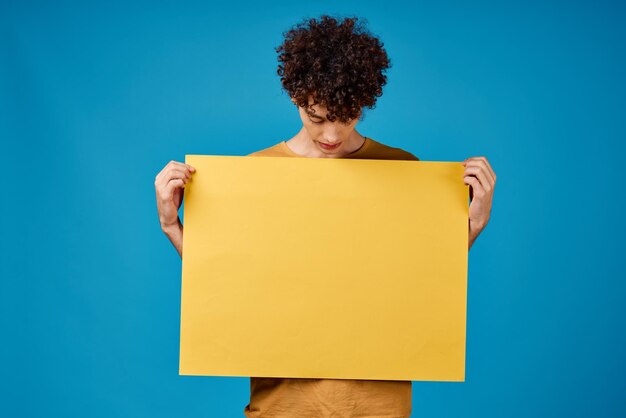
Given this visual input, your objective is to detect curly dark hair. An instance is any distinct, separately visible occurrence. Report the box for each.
[276,15,391,123]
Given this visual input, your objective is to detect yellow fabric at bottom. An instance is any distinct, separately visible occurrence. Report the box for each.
[243,137,418,418]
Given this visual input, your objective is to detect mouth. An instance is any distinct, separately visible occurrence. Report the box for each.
[317,141,341,150]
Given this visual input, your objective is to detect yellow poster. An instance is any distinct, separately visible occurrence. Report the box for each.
[180,155,468,381]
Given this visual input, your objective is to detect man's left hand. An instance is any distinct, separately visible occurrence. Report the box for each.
[462,156,496,249]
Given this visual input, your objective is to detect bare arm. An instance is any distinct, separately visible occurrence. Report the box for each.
[162,217,184,258]
[468,225,480,250]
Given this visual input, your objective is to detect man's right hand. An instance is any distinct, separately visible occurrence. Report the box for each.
[154,160,196,230]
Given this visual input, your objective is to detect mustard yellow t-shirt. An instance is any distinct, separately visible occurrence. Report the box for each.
[243,137,419,418]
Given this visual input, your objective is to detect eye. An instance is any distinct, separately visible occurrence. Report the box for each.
[309,117,324,124]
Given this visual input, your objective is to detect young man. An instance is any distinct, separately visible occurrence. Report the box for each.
[155,15,496,417]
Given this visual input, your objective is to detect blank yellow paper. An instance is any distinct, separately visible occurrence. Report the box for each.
[180,155,468,381]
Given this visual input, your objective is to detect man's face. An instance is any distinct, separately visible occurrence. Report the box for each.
[294,97,360,155]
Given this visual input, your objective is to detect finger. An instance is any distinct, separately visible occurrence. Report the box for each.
[156,161,196,181]
[464,165,493,194]
[464,156,495,183]
[156,168,191,190]
[168,178,187,188]
[463,175,485,200]
[478,156,496,182]
[166,162,194,178]
[464,160,495,188]
[167,167,192,181]
[158,178,186,201]
[159,168,191,186]
[169,160,196,173]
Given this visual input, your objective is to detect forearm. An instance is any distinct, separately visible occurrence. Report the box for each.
[162,217,184,258]
[468,227,478,250]
[468,221,486,251]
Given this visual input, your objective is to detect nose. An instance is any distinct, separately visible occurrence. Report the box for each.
[323,127,341,144]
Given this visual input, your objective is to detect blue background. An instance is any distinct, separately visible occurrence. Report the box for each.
[2,0,625,416]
